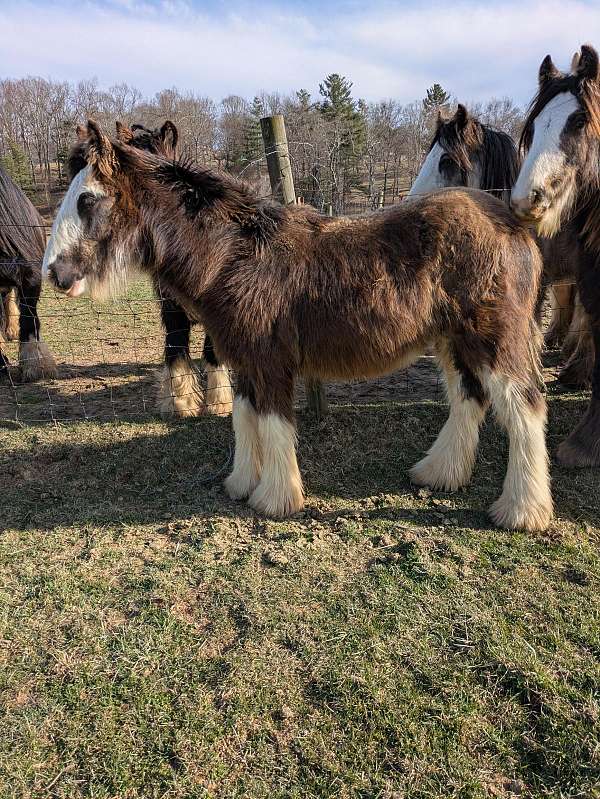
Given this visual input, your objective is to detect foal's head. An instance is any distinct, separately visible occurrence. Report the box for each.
[43,121,149,299]
[409,105,518,202]
[512,44,600,235]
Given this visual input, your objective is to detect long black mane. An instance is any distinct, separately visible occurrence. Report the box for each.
[432,109,519,202]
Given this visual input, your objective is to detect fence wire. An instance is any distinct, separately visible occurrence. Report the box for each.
[0,149,590,427]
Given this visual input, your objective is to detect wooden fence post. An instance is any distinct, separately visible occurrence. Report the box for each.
[260,115,328,419]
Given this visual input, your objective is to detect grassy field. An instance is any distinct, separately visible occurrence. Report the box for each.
[1,283,599,798]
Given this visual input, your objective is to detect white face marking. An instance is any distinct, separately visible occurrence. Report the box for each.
[512,92,579,207]
[409,143,447,196]
[42,166,106,290]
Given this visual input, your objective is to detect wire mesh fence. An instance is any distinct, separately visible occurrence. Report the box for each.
[0,144,589,427]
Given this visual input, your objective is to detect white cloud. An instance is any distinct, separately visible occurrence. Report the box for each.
[1,0,599,105]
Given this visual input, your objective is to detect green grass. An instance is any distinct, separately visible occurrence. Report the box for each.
[1,284,599,797]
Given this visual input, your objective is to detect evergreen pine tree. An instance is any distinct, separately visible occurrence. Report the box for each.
[0,142,33,194]
[422,83,450,112]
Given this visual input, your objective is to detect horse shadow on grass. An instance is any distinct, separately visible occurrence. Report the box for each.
[2,390,598,533]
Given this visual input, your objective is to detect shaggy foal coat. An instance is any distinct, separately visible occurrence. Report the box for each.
[43,124,553,530]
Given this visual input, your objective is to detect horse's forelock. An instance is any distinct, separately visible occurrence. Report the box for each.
[519,71,600,154]
[433,114,484,173]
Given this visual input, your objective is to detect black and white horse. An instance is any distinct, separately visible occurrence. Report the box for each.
[410,104,592,388]
[511,44,600,467]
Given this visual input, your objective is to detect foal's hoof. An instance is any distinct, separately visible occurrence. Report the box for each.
[557,400,600,468]
[248,480,305,518]
[557,437,600,468]
[5,322,19,342]
[409,455,471,493]
[489,495,553,532]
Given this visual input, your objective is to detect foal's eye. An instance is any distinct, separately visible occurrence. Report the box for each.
[77,192,98,214]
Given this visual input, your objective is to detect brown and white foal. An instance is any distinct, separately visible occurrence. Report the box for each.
[43,122,553,530]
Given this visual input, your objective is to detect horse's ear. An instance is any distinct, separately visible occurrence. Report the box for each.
[75,124,87,142]
[115,121,134,144]
[539,54,560,85]
[574,44,599,81]
[454,104,469,130]
[160,121,179,153]
[86,120,118,178]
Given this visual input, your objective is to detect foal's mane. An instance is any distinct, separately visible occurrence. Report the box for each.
[433,110,519,199]
[122,148,289,247]
[0,164,45,263]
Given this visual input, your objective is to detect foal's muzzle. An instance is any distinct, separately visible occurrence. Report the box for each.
[47,258,87,298]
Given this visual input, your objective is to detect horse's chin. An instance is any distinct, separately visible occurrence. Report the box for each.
[535,207,567,238]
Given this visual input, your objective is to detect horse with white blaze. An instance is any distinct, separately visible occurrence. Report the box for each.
[43,120,552,530]
[511,44,600,468]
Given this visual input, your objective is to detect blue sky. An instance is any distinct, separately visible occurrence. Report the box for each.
[1,0,600,106]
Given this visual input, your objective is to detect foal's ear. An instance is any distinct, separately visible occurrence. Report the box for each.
[539,54,560,85]
[86,119,118,178]
[574,44,599,81]
[115,121,134,144]
[454,104,469,130]
[159,121,179,153]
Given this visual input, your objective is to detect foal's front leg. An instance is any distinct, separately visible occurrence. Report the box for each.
[224,376,263,501]
[225,372,304,517]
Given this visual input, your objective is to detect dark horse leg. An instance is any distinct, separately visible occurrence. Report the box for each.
[0,290,10,375]
[17,265,57,382]
[558,293,594,389]
[155,297,233,417]
[557,323,600,466]
[156,296,204,417]
[557,257,600,467]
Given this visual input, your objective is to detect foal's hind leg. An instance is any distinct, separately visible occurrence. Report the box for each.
[484,371,552,532]
[410,341,488,492]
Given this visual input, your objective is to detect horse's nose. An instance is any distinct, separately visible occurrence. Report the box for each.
[47,259,75,292]
[510,188,546,218]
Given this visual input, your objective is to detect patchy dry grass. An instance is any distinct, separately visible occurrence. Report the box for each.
[1,283,599,798]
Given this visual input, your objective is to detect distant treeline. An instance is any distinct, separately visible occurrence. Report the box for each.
[0,74,523,212]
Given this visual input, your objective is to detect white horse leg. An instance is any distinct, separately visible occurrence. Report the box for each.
[410,345,487,491]
[224,395,263,500]
[484,372,552,531]
[248,412,304,517]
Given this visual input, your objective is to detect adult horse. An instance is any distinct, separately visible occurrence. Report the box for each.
[68,120,232,418]
[511,44,600,467]
[409,104,592,388]
[42,121,552,530]
[0,165,57,381]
